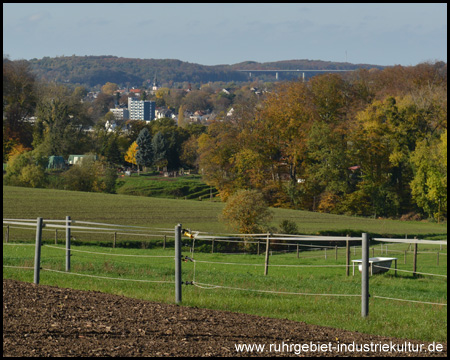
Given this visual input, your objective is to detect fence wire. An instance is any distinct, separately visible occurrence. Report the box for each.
[3,219,447,308]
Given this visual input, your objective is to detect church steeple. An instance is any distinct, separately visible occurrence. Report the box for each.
[152,73,159,91]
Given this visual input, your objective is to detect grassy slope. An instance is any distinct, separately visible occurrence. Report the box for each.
[2,185,447,237]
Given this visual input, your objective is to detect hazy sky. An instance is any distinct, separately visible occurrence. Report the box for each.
[3,3,447,66]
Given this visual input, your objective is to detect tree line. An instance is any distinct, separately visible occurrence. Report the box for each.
[197,63,447,221]
[26,55,380,89]
[3,56,447,221]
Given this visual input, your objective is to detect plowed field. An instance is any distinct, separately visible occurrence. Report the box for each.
[3,279,446,357]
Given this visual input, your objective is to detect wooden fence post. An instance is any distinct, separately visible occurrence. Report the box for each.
[113,232,117,248]
[66,216,71,272]
[264,233,270,276]
[34,217,43,284]
[296,244,299,259]
[211,239,214,253]
[5,225,9,243]
[413,240,418,277]
[55,229,58,245]
[346,237,350,277]
[335,245,338,260]
[163,235,166,249]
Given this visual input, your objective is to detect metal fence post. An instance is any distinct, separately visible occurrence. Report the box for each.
[361,233,369,318]
[66,216,71,272]
[175,224,182,304]
[34,217,43,284]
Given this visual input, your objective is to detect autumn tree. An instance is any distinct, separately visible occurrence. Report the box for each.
[220,189,273,234]
[101,82,119,95]
[124,141,138,169]
[3,58,37,160]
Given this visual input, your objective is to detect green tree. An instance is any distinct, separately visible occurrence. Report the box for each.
[152,132,167,170]
[33,83,92,157]
[62,158,97,192]
[304,121,351,213]
[136,127,154,173]
[105,136,123,166]
[4,150,47,188]
[410,131,447,220]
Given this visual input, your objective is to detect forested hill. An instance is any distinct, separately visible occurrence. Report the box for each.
[26,55,384,88]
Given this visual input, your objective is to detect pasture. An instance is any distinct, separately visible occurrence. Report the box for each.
[2,185,447,236]
[3,185,447,344]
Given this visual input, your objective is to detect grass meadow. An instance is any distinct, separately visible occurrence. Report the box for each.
[115,173,220,200]
[3,185,447,343]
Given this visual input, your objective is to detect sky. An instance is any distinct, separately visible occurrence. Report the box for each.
[3,3,447,67]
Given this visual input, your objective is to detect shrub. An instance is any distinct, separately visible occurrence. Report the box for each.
[18,164,46,188]
[278,219,299,234]
[220,189,273,234]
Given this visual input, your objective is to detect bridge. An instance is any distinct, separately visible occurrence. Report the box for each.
[236,69,355,80]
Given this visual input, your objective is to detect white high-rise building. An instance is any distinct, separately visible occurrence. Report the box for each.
[128,97,156,121]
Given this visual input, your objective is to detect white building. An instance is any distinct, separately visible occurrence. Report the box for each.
[109,107,129,121]
[128,97,156,121]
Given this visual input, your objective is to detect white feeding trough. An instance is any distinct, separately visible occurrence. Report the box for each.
[352,257,398,276]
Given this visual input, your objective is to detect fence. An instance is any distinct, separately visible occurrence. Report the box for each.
[3,217,447,319]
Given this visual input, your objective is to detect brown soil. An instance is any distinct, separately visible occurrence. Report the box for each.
[3,279,446,357]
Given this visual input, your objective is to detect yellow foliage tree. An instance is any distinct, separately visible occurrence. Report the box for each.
[124,141,138,168]
[101,82,119,95]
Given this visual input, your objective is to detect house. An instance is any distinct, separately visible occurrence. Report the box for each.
[109,107,129,121]
[129,88,141,97]
[155,107,173,119]
[189,110,206,123]
[105,119,126,133]
[67,154,98,165]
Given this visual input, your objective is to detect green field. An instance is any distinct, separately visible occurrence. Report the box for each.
[3,240,447,343]
[115,173,220,200]
[3,185,447,237]
[2,185,447,343]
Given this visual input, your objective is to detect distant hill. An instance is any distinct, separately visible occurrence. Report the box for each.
[26,55,385,88]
